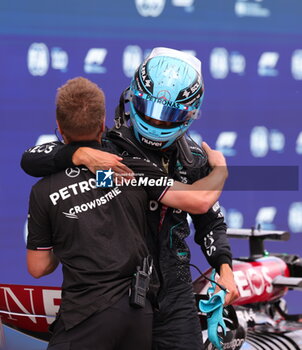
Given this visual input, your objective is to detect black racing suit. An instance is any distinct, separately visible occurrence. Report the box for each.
[21,126,233,350]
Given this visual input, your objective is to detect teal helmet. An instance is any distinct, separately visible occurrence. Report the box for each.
[129,47,204,150]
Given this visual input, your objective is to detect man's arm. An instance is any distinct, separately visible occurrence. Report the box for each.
[27,250,59,278]
[216,263,238,305]
[160,142,228,214]
[192,206,239,305]
[72,147,133,177]
[21,142,133,177]
[20,141,69,177]
[123,142,227,215]
[26,184,59,279]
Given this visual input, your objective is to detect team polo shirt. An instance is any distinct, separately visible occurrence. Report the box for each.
[27,146,171,330]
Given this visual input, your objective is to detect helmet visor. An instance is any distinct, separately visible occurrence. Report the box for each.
[131,89,200,123]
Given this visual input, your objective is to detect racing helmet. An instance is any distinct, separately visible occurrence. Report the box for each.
[128,47,204,150]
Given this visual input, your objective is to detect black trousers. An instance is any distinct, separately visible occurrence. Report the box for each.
[47,294,153,350]
[152,285,204,350]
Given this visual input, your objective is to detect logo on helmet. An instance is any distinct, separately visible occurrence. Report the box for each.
[141,137,163,147]
[145,94,181,109]
[157,90,171,100]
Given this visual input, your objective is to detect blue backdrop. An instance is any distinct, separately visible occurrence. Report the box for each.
[0,0,301,311]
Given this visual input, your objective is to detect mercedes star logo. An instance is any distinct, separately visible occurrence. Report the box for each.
[65,167,81,178]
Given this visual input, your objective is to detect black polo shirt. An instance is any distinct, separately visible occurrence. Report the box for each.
[27,145,170,330]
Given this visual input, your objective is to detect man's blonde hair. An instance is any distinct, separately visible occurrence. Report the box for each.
[56,77,105,139]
